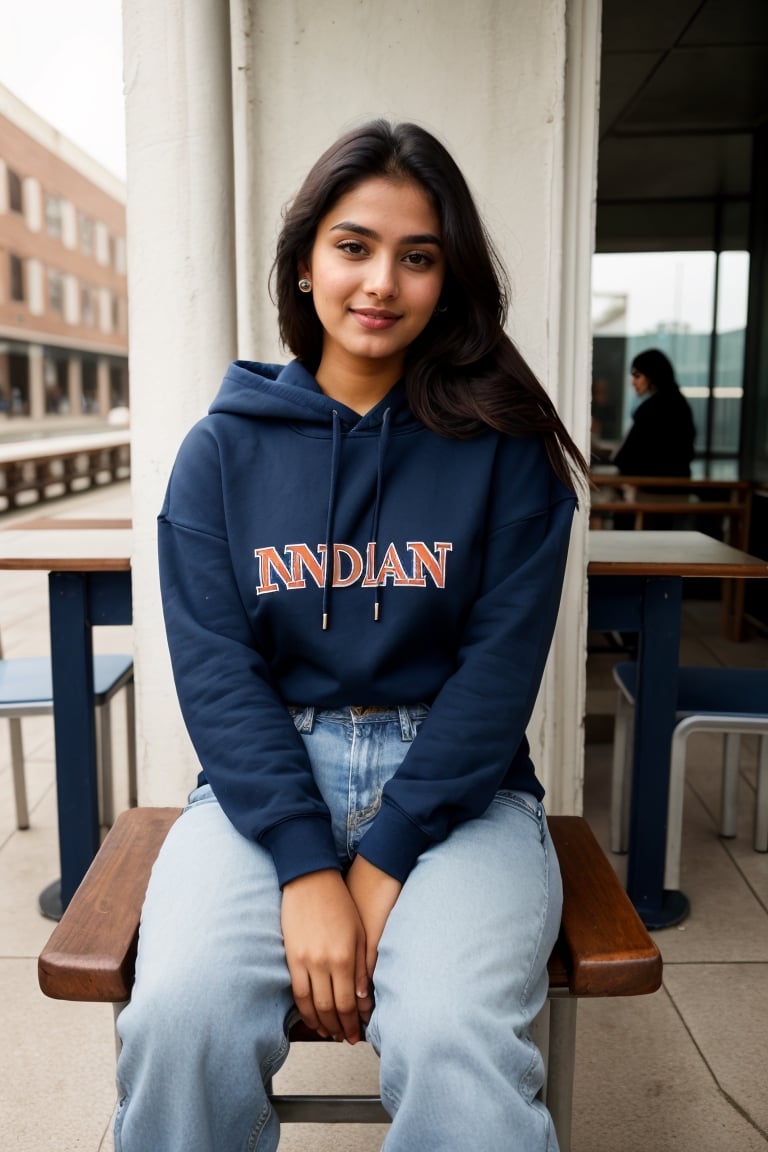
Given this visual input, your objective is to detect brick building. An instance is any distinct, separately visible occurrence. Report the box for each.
[0,83,128,423]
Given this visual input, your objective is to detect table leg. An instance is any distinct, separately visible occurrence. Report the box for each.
[626,576,690,928]
[41,572,100,918]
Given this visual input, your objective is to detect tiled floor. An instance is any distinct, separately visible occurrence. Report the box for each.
[2,483,767,1150]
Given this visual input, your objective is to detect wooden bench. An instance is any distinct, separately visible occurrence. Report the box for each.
[589,475,752,545]
[0,432,130,512]
[38,807,662,1152]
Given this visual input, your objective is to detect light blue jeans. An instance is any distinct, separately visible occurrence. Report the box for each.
[114,706,562,1151]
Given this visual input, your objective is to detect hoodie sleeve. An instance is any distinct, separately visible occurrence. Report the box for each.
[356,455,577,882]
[158,422,340,886]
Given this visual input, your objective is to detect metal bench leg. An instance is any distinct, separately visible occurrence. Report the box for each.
[9,717,30,830]
[547,997,577,1152]
[97,702,114,829]
[611,691,633,854]
[665,724,690,892]
[126,680,138,808]
[720,733,741,839]
[755,737,768,853]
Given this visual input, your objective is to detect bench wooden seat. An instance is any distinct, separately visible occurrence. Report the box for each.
[38,807,662,1150]
[0,433,130,511]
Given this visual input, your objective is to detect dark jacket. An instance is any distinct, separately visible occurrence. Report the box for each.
[613,389,696,477]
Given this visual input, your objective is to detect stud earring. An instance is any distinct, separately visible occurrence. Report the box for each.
[298,279,312,293]
[434,302,447,314]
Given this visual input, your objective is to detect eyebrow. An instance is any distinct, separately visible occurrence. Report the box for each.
[329,221,442,247]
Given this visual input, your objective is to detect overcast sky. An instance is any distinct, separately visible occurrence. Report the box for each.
[0,0,126,179]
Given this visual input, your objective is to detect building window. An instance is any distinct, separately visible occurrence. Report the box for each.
[79,213,94,256]
[81,286,94,326]
[45,194,63,239]
[8,168,23,213]
[10,254,24,301]
[44,356,69,414]
[81,359,98,413]
[48,269,64,313]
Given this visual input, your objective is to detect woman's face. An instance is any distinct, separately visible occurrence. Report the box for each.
[299,177,445,386]
[630,368,653,396]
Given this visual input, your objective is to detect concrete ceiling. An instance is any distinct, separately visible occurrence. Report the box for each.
[598,0,768,203]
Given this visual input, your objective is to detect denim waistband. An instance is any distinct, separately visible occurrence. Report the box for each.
[287,703,429,741]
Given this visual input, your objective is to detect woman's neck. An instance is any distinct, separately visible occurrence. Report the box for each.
[315,356,402,416]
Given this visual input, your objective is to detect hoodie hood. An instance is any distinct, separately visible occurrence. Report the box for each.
[211,359,410,628]
[209,358,416,435]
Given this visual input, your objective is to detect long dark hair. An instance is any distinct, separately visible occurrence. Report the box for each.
[272,119,588,493]
[631,348,680,396]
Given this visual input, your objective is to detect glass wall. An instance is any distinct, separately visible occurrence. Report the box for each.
[591,249,749,477]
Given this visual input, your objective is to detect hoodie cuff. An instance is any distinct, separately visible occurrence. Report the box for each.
[260,815,341,887]
[354,802,434,883]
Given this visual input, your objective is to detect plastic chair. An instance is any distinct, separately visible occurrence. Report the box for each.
[611,662,768,889]
[0,633,136,830]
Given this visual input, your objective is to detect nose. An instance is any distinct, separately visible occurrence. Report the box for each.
[364,253,399,300]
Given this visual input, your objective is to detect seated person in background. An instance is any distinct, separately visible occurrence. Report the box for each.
[612,348,696,478]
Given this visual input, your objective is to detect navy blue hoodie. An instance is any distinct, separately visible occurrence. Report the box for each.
[158,359,576,885]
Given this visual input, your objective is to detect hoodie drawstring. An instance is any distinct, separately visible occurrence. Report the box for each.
[322,410,342,630]
[369,407,390,623]
[321,407,391,630]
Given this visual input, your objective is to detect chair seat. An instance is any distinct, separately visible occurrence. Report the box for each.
[613,662,768,717]
[0,652,136,832]
[610,661,768,888]
[0,654,134,710]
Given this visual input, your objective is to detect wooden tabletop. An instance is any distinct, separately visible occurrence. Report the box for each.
[0,525,132,571]
[588,531,768,578]
[0,523,764,579]
[590,474,752,491]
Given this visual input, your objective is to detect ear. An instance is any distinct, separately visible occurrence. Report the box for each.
[298,258,311,280]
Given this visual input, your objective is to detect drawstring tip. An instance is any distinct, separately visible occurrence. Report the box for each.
[374,603,380,622]
[322,612,329,631]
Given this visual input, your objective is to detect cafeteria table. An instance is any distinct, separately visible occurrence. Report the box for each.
[587,530,768,928]
[0,520,132,917]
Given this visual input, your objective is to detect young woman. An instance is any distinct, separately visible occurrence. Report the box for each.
[613,347,696,478]
[114,119,588,1152]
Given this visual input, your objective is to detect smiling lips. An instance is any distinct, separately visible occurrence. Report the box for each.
[350,308,401,330]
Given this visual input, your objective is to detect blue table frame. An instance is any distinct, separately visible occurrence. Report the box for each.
[588,573,687,928]
[40,569,133,918]
[587,529,768,929]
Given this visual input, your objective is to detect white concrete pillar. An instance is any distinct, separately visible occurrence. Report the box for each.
[28,344,45,419]
[67,356,82,416]
[123,0,237,805]
[96,358,111,416]
[230,0,597,810]
[529,0,601,816]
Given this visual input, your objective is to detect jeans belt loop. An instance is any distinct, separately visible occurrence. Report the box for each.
[398,704,416,741]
